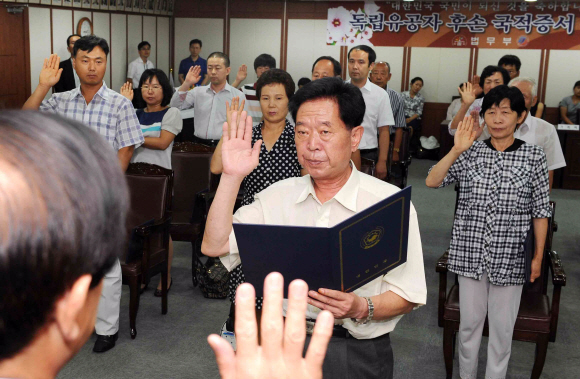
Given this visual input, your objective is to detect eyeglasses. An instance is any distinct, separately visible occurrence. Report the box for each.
[141,85,162,91]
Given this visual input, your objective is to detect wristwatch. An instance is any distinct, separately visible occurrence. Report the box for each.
[351,297,374,325]
[393,148,400,153]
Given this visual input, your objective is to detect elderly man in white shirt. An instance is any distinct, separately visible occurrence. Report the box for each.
[346,45,395,179]
[202,77,426,379]
[478,77,566,190]
[170,51,246,146]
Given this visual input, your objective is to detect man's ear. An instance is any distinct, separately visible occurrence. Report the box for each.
[369,62,375,72]
[532,95,538,108]
[54,274,92,343]
[226,67,231,76]
[351,125,364,152]
[387,73,392,81]
[71,58,76,69]
[517,110,527,125]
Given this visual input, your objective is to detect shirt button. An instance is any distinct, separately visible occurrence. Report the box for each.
[493,186,496,190]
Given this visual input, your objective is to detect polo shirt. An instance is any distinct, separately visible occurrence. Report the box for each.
[127,57,155,89]
[221,164,427,339]
[178,56,207,87]
[346,79,395,150]
[241,82,262,126]
[169,82,246,140]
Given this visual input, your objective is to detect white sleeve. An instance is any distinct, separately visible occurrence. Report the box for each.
[161,107,184,136]
[544,124,566,170]
[169,88,195,110]
[126,61,134,79]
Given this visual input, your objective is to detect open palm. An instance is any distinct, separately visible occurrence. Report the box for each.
[459,82,476,105]
[39,54,63,88]
[221,111,262,179]
[454,116,477,153]
[185,65,202,87]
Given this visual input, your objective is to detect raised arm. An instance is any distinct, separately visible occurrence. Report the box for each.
[210,97,245,174]
[178,65,202,92]
[426,116,476,188]
[201,111,262,257]
[449,82,477,131]
[23,54,63,110]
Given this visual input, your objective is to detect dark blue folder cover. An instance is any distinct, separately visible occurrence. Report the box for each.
[233,187,411,296]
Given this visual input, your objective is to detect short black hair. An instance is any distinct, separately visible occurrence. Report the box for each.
[138,41,151,50]
[288,77,365,130]
[297,77,311,87]
[479,65,510,89]
[66,34,81,46]
[256,68,295,100]
[498,55,521,71]
[573,80,580,89]
[207,51,230,68]
[138,69,174,107]
[189,39,202,48]
[73,35,109,57]
[347,45,376,66]
[0,111,128,360]
[253,54,276,72]
[411,77,424,85]
[312,56,342,77]
[480,85,527,121]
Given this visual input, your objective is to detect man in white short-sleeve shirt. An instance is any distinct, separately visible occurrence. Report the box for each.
[346,45,395,180]
[170,52,245,146]
[479,77,566,190]
[202,77,426,379]
[126,41,155,89]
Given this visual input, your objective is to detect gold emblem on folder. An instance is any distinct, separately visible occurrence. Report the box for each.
[360,226,385,250]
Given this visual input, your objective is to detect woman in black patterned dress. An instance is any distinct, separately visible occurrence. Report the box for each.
[426,85,551,379]
[210,69,302,343]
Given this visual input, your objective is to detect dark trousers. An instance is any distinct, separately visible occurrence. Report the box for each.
[304,332,393,379]
[407,118,421,153]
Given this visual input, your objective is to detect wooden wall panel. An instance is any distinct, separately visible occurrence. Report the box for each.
[287,1,331,19]
[421,102,450,138]
[174,0,226,18]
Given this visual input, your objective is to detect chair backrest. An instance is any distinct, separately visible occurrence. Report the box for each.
[171,142,214,216]
[524,201,556,295]
[125,163,173,230]
[399,127,412,162]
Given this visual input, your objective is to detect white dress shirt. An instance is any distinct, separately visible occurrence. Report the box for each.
[479,113,566,170]
[170,82,246,140]
[448,97,484,136]
[221,164,427,339]
[127,57,155,89]
[346,79,395,150]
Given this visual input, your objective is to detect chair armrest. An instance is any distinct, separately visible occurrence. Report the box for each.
[549,251,566,286]
[436,250,449,273]
[134,215,172,237]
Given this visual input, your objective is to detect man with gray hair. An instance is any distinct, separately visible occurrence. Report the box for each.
[479,77,566,189]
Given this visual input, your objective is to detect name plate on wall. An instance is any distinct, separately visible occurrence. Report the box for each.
[557,124,580,131]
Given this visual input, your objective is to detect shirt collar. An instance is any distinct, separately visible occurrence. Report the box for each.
[206,82,233,94]
[70,81,109,101]
[346,78,372,92]
[295,162,360,212]
[484,137,525,152]
[518,112,532,134]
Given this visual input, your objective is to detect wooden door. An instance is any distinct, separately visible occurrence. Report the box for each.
[0,6,30,109]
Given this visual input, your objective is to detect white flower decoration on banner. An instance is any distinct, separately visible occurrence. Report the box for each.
[327,6,352,44]
[327,2,379,46]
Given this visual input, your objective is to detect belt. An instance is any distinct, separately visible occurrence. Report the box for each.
[360,148,378,153]
[306,319,351,338]
[192,136,220,147]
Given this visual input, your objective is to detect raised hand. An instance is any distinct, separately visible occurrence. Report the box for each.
[471,75,483,96]
[39,54,63,89]
[458,82,476,106]
[207,273,333,379]
[221,111,262,180]
[236,64,248,82]
[184,65,202,87]
[226,97,246,127]
[453,116,477,154]
[120,82,134,101]
[469,109,484,139]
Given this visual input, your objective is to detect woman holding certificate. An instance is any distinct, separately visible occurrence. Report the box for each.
[426,85,551,379]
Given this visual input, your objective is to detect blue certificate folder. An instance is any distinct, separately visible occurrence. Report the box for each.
[232,186,411,296]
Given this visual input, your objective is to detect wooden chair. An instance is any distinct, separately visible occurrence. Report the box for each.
[170,142,215,244]
[122,163,174,339]
[436,201,566,378]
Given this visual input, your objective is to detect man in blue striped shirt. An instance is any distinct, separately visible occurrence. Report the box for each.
[370,62,407,162]
[23,35,144,354]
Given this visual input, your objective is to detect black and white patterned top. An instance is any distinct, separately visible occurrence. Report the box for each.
[432,138,551,286]
[229,119,302,305]
[400,91,425,119]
